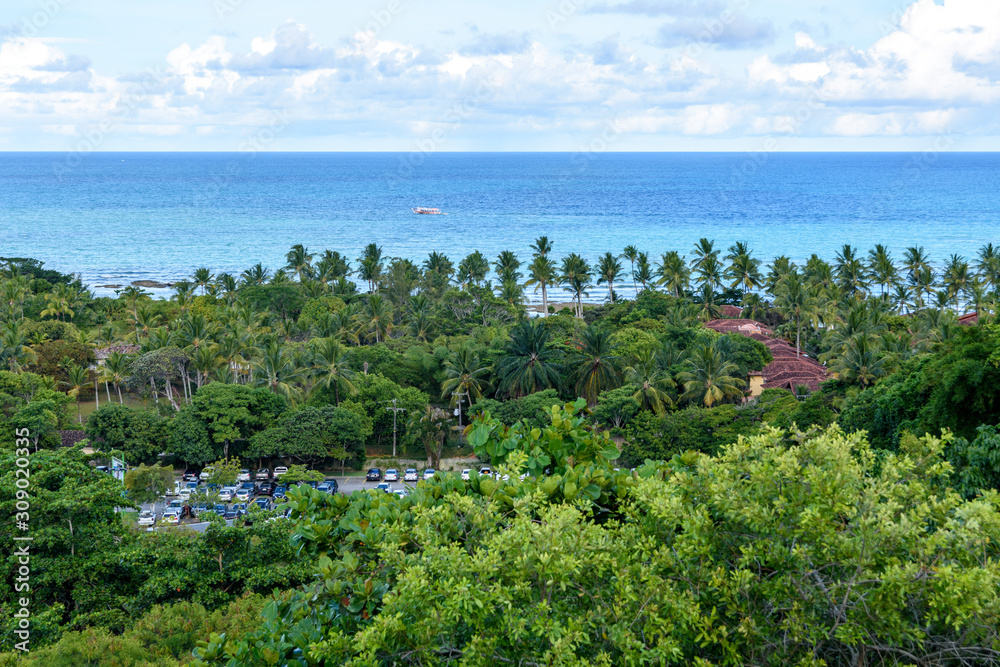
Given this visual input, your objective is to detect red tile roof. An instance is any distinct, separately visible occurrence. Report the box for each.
[719,304,743,318]
[705,317,830,393]
[959,312,978,325]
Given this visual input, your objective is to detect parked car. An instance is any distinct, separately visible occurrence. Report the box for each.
[218,487,234,502]
[178,482,198,500]
[326,478,339,494]
[254,497,271,510]
[392,489,408,499]
[461,469,471,480]
[257,481,274,496]
[193,502,209,517]
[213,504,227,516]
[235,488,253,502]
[162,509,181,524]
[255,468,270,481]
[316,482,334,494]
[366,468,383,482]
[232,503,248,515]
[375,482,391,493]
[273,466,288,478]
[200,466,214,480]
[237,469,251,482]
[272,485,288,501]
[240,481,255,491]
[479,466,493,477]
[223,506,242,520]
[137,511,156,526]
[384,469,399,482]
[404,468,418,482]
[183,468,200,482]
[423,469,436,480]
[167,499,184,511]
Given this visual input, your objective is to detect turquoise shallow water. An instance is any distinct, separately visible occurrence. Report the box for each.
[1,152,998,300]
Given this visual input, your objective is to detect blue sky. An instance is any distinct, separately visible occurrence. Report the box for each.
[1,0,997,150]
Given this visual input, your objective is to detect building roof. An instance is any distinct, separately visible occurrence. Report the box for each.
[704,316,830,393]
[719,304,744,318]
[959,312,979,326]
[58,430,88,448]
[704,318,773,335]
[95,344,140,360]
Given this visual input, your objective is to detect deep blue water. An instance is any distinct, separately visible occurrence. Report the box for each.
[1,152,998,300]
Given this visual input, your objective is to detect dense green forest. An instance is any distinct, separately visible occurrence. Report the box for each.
[2,239,1000,665]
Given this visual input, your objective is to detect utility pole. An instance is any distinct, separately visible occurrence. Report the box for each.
[385,399,407,458]
[452,390,468,440]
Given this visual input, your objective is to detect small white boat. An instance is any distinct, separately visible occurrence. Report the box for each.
[412,207,443,215]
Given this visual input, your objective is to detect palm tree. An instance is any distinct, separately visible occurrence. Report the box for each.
[623,349,675,415]
[252,343,303,403]
[741,293,769,321]
[676,343,746,407]
[456,251,490,289]
[765,256,797,295]
[101,351,132,404]
[357,243,384,292]
[422,251,454,296]
[524,255,558,316]
[285,244,315,281]
[189,344,222,389]
[495,250,522,283]
[621,245,639,294]
[570,327,621,406]
[494,320,563,398]
[440,345,493,418]
[867,245,898,296]
[192,267,214,295]
[559,253,592,318]
[240,263,271,286]
[0,321,37,372]
[943,253,971,309]
[214,272,238,301]
[498,279,525,306]
[830,334,886,388]
[596,252,624,302]
[975,243,1000,289]
[61,363,90,424]
[773,272,817,357]
[530,236,553,258]
[633,252,654,292]
[724,241,762,292]
[357,294,393,343]
[310,338,356,405]
[656,251,690,298]
[902,246,931,283]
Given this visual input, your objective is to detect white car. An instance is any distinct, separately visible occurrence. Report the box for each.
[235,488,253,502]
[200,467,214,481]
[167,499,184,511]
[403,468,418,482]
[392,489,407,499]
[273,466,288,478]
[375,482,391,493]
[384,469,399,482]
[218,488,234,502]
[137,511,155,527]
[162,509,180,524]
[461,469,471,480]
[479,466,493,478]
[237,469,251,482]
[423,469,436,480]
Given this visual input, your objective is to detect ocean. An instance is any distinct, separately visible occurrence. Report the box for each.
[2,152,998,301]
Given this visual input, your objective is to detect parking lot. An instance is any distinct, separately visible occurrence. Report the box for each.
[134,470,443,530]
